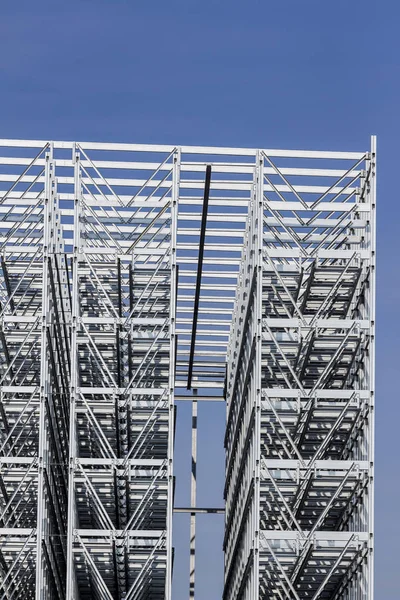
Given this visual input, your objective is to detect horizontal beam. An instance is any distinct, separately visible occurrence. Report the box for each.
[174,507,224,514]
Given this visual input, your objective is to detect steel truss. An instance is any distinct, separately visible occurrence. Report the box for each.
[0,140,178,600]
[0,138,375,600]
[225,141,376,600]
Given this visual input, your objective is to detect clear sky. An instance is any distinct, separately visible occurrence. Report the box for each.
[0,1,398,599]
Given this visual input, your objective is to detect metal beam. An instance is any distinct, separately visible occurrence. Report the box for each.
[187,165,211,390]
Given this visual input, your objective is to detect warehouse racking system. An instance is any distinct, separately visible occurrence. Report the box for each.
[225,142,376,600]
[0,138,375,599]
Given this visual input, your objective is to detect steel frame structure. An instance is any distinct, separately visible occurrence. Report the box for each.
[225,141,376,600]
[0,138,375,600]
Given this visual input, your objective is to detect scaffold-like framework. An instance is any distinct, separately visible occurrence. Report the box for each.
[0,138,375,600]
[225,141,376,600]
[0,140,178,600]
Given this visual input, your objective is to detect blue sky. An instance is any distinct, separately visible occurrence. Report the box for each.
[1,1,398,599]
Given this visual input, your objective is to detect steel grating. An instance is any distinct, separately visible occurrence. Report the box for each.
[0,138,376,599]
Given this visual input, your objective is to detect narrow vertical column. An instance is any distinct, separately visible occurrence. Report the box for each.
[223,155,260,600]
[368,135,377,600]
[165,147,180,600]
[189,398,197,600]
[252,152,263,600]
[66,147,81,600]
[36,143,54,599]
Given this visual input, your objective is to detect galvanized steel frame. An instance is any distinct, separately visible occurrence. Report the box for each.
[0,138,376,600]
[225,138,376,600]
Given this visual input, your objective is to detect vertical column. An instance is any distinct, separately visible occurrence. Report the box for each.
[66,146,81,600]
[166,147,179,600]
[368,135,376,600]
[223,158,259,600]
[252,152,263,600]
[36,144,54,599]
[189,398,197,600]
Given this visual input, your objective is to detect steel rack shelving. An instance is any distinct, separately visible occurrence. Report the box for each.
[225,141,376,600]
[0,138,376,600]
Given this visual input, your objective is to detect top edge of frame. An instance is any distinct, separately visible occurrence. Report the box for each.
[0,138,371,160]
